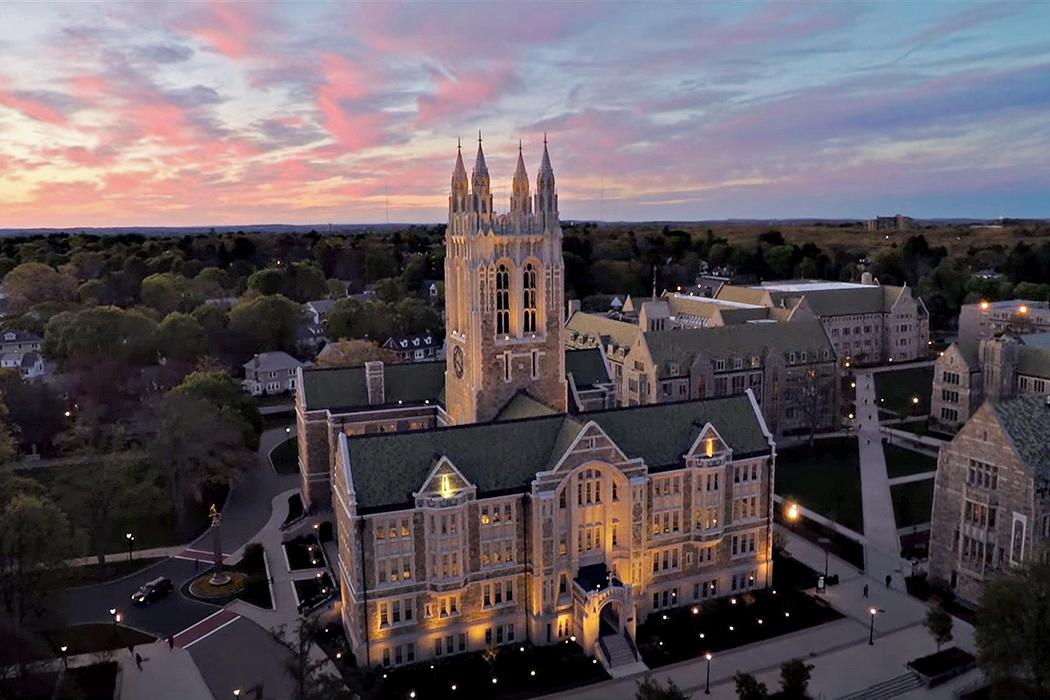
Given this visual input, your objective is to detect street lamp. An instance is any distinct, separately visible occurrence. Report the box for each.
[126,532,135,562]
[784,502,800,523]
[817,537,830,578]
[868,607,884,645]
[60,645,68,668]
[705,653,713,694]
[233,690,241,698]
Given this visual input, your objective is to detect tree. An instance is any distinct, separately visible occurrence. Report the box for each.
[733,672,768,700]
[0,393,17,465]
[925,605,953,652]
[316,340,397,368]
[779,658,814,698]
[43,306,157,365]
[148,393,251,536]
[635,675,688,699]
[288,262,328,301]
[269,619,352,700]
[0,371,64,456]
[172,370,262,449]
[156,312,208,362]
[977,557,1050,694]
[0,493,75,624]
[229,294,302,353]
[140,272,200,314]
[1,262,77,313]
[246,268,284,296]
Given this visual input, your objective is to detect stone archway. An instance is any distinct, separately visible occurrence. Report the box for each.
[599,599,623,637]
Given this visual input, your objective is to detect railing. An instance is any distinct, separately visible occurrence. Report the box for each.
[597,636,613,667]
[623,629,639,661]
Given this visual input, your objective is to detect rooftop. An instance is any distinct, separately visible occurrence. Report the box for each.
[760,281,878,293]
[993,397,1050,479]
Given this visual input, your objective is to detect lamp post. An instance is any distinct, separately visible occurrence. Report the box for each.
[868,607,884,645]
[126,532,135,562]
[817,537,830,578]
[60,645,68,668]
[704,653,712,694]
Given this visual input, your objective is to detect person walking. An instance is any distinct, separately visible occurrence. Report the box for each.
[885,574,892,589]
[862,584,869,598]
[168,635,175,650]
[135,652,143,671]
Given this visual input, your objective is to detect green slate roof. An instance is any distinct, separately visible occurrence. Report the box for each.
[344,394,768,510]
[300,361,445,410]
[717,284,911,318]
[494,393,559,422]
[1016,345,1050,379]
[565,347,611,389]
[993,397,1050,478]
[644,319,833,379]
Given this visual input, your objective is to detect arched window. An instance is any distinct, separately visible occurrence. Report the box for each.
[495,264,510,335]
[523,262,538,333]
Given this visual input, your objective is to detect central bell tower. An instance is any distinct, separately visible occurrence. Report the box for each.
[444,134,567,425]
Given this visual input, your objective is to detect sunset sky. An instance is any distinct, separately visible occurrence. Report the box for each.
[1,1,1048,228]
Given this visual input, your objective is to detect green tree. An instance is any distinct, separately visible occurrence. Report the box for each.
[192,267,231,298]
[925,605,953,652]
[246,268,284,296]
[148,393,251,536]
[734,672,768,700]
[635,675,688,699]
[0,493,75,623]
[0,369,66,456]
[229,294,302,353]
[269,619,353,700]
[977,557,1050,694]
[289,262,328,301]
[156,312,207,362]
[43,306,158,365]
[140,272,200,314]
[373,277,406,303]
[316,339,397,368]
[0,394,17,464]
[173,370,262,449]
[779,658,814,698]
[2,262,77,313]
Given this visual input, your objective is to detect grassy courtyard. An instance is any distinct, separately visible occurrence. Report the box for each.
[883,443,938,479]
[775,438,864,533]
[891,479,936,529]
[873,366,934,416]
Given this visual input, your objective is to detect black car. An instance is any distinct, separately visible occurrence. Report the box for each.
[131,577,174,606]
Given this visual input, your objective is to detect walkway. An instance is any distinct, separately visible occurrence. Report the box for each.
[853,369,908,587]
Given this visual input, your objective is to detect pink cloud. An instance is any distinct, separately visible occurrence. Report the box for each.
[0,86,67,125]
[315,53,386,151]
[181,1,270,59]
[417,64,520,125]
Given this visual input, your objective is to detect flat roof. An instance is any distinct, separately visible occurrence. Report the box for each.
[759,281,877,293]
[668,293,764,310]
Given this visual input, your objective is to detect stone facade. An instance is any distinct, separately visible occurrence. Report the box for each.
[335,405,775,668]
[928,398,1050,607]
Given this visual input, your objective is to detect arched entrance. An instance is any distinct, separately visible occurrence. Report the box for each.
[599,600,622,637]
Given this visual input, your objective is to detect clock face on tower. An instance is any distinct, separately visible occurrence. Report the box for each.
[452,345,464,378]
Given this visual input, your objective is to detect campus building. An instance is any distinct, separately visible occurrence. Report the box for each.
[295,138,775,671]
[928,396,1050,607]
[931,333,1050,433]
[716,276,929,366]
[957,299,1050,349]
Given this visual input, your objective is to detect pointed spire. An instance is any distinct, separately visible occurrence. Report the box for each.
[451,138,467,191]
[471,129,489,194]
[511,138,530,214]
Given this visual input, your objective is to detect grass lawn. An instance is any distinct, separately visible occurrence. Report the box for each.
[775,438,864,533]
[67,557,167,586]
[891,479,935,528]
[0,662,118,700]
[26,460,227,556]
[636,588,843,667]
[873,366,934,416]
[373,641,608,700]
[883,444,938,479]
[269,436,299,475]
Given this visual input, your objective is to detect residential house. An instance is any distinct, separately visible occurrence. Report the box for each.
[382,332,444,363]
[243,351,305,396]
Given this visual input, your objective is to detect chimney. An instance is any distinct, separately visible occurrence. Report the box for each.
[861,271,874,286]
[567,299,581,320]
[365,361,385,405]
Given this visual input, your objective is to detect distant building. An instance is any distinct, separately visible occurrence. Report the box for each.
[866,215,911,232]
[717,276,929,366]
[306,299,338,326]
[929,396,1050,607]
[0,329,43,355]
[243,351,305,396]
[0,351,43,379]
[419,279,442,304]
[932,333,1050,432]
[958,300,1050,349]
[382,332,444,363]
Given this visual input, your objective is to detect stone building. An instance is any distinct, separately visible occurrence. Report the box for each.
[930,333,1050,433]
[295,137,775,672]
[928,396,1050,606]
[716,277,929,366]
[957,299,1050,349]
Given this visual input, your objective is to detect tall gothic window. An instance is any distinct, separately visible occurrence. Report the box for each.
[495,264,510,335]
[523,263,537,333]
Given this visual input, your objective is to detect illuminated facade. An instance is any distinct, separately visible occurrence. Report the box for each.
[298,138,775,672]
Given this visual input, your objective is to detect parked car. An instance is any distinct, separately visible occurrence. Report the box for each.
[131,577,174,606]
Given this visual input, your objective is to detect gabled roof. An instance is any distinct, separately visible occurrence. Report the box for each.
[644,319,833,379]
[0,328,42,343]
[307,299,337,315]
[565,311,642,350]
[1016,345,1050,379]
[343,395,769,511]
[494,392,559,422]
[243,351,303,372]
[992,397,1050,478]
[300,361,445,411]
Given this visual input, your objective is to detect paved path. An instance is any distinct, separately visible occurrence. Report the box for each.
[853,369,907,587]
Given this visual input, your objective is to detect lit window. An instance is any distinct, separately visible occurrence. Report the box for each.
[523,263,538,333]
[496,264,510,335]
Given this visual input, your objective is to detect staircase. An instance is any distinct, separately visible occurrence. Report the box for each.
[598,633,648,678]
[836,673,923,700]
